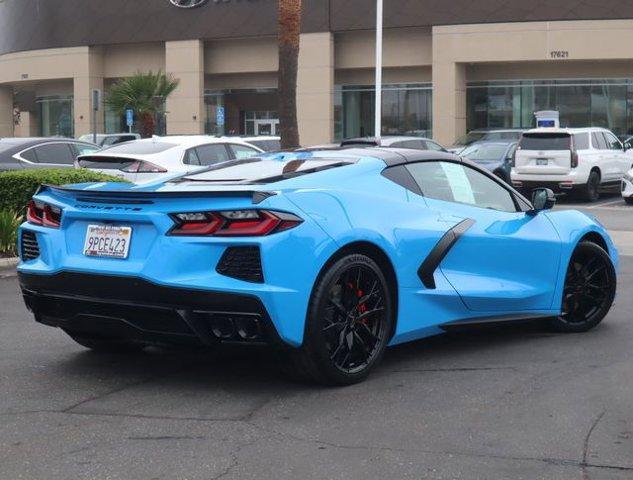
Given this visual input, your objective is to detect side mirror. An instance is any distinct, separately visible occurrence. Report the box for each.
[529,188,556,215]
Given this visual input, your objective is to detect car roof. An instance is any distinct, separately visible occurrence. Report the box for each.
[342,136,434,145]
[306,146,462,166]
[524,127,607,134]
[0,137,94,147]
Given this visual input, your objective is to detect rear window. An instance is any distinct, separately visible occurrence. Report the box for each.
[454,132,486,147]
[179,158,356,185]
[519,133,571,151]
[248,139,281,152]
[460,143,509,161]
[483,131,522,141]
[77,156,135,170]
[101,142,176,155]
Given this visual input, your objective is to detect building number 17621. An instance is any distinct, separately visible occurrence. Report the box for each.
[550,50,569,59]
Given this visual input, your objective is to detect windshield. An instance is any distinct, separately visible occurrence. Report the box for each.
[460,143,509,162]
[453,132,486,147]
[178,158,356,185]
[520,133,571,151]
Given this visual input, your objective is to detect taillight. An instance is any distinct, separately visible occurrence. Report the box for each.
[168,210,303,237]
[121,161,167,173]
[571,150,579,168]
[27,200,61,228]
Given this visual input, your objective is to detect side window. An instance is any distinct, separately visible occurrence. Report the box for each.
[406,161,517,212]
[195,144,231,166]
[424,140,445,152]
[604,132,622,150]
[592,132,607,150]
[573,133,589,150]
[183,148,201,166]
[20,148,38,163]
[33,144,75,164]
[392,140,425,150]
[74,144,100,156]
[229,144,261,159]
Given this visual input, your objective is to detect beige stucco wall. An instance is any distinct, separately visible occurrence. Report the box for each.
[335,27,432,70]
[205,38,277,74]
[0,86,13,137]
[165,40,205,135]
[103,43,165,79]
[297,32,334,146]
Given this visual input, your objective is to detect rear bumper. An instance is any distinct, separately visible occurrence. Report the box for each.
[19,272,284,348]
[510,180,580,194]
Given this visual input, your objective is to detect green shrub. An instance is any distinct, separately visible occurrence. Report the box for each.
[0,169,127,214]
[0,210,21,256]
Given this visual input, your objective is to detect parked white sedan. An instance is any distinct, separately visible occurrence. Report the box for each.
[75,136,264,183]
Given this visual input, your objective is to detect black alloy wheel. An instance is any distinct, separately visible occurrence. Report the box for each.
[282,254,393,385]
[549,241,616,332]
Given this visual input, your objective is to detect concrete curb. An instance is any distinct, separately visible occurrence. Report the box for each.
[0,257,19,270]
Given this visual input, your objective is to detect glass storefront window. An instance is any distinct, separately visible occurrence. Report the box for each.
[467,79,633,139]
[205,88,278,136]
[334,84,432,140]
[37,96,73,137]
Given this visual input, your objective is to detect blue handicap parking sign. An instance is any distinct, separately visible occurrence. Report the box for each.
[126,109,134,127]
[216,106,225,126]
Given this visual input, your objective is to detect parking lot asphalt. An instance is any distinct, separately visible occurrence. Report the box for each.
[2,197,633,480]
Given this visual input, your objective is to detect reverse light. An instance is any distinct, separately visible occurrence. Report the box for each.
[168,210,303,237]
[27,200,61,228]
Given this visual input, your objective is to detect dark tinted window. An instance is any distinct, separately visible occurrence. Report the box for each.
[424,140,445,151]
[229,144,261,159]
[103,142,176,154]
[33,143,75,164]
[74,144,100,156]
[460,143,508,162]
[573,133,590,150]
[391,140,426,149]
[520,133,571,151]
[195,144,231,166]
[603,132,622,150]
[454,131,486,147]
[406,161,516,212]
[592,132,607,149]
[484,131,522,141]
[248,139,281,152]
[184,148,201,166]
[77,156,135,170]
[103,135,137,146]
[20,148,38,162]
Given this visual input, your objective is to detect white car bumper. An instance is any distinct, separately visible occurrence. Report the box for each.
[622,176,633,199]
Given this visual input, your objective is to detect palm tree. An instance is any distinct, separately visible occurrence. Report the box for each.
[278,0,302,149]
[106,71,179,138]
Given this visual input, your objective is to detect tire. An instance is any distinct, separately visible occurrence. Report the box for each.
[580,171,601,202]
[549,241,616,333]
[65,331,145,354]
[625,197,633,205]
[280,254,394,386]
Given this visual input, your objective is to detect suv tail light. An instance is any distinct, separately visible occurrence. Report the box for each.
[27,200,62,228]
[571,149,579,168]
[168,210,303,237]
[121,161,167,174]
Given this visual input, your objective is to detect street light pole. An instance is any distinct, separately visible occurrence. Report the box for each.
[374,0,383,143]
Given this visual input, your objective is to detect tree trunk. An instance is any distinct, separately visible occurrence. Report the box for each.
[278,0,301,149]
[139,112,156,138]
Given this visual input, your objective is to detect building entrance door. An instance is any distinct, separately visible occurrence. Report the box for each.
[254,119,279,136]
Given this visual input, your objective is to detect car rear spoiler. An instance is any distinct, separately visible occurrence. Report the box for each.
[36,184,277,205]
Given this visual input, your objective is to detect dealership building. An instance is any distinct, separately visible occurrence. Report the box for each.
[2,0,633,147]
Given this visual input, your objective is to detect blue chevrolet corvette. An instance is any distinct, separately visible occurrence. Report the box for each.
[17,148,618,385]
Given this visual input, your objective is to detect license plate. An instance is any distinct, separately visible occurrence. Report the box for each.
[83,225,132,259]
[536,158,548,166]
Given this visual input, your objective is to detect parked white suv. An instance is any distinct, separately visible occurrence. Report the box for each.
[511,127,633,201]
